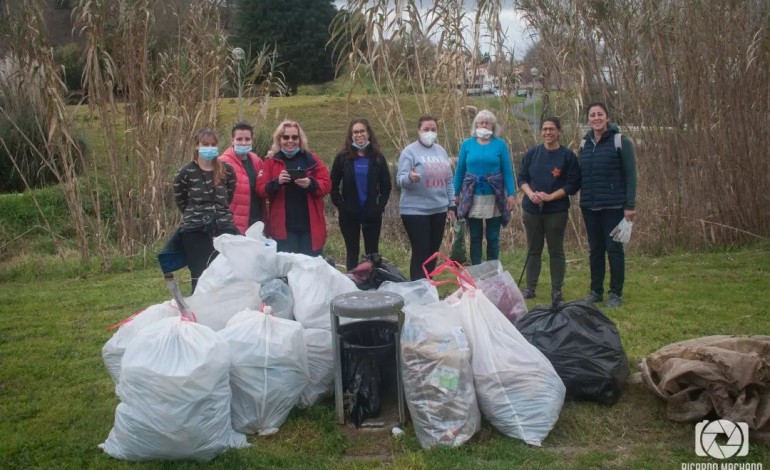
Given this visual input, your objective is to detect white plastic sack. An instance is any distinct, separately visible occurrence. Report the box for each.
[102,301,180,391]
[464,260,527,323]
[100,317,248,461]
[194,254,236,294]
[459,288,565,446]
[214,232,278,284]
[287,257,358,330]
[298,328,334,407]
[275,251,313,277]
[219,310,310,435]
[401,296,480,448]
[378,279,439,307]
[185,281,262,331]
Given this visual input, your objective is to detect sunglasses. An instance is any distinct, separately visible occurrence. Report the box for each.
[281,135,300,141]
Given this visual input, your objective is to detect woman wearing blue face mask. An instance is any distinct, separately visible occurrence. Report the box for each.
[453,109,516,265]
[219,122,265,234]
[330,118,392,271]
[172,128,238,292]
[257,120,331,256]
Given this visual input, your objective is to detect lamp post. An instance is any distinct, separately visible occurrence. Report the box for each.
[530,67,539,130]
[232,47,245,122]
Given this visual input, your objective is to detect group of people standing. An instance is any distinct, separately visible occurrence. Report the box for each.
[171,101,637,308]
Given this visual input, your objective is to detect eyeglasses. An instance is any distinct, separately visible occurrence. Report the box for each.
[281,135,300,141]
[352,129,368,135]
[541,127,558,132]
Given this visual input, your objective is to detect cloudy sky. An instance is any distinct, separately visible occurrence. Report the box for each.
[333,1,532,58]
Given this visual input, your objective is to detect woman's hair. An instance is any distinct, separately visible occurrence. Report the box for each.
[417,115,438,129]
[231,121,253,137]
[339,118,382,160]
[471,109,499,136]
[270,120,309,154]
[585,101,609,118]
[541,116,562,131]
[193,128,227,186]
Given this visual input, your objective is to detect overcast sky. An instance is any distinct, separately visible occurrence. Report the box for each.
[333,1,532,58]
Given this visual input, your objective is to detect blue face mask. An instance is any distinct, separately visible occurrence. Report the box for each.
[352,141,370,150]
[282,147,300,157]
[198,146,219,161]
[234,145,252,156]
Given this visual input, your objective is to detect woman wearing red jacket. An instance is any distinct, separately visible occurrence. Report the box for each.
[257,120,331,256]
[218,122,265,234]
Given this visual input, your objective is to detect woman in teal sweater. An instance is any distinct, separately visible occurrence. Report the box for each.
[454,109,516,265]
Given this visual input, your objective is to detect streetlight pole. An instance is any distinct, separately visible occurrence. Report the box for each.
[530,67,539,132]
[232,47,245,122]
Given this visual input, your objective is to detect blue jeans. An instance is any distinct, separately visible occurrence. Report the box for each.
[466,217,502,265]
[581,208,625,296]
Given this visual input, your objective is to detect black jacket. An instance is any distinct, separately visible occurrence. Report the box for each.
[330,151,391,221]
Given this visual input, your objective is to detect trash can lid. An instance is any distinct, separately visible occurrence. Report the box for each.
[331,291,405,319]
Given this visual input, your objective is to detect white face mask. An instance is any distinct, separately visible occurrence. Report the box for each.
[476,128,494,139]
[419,131,437,147]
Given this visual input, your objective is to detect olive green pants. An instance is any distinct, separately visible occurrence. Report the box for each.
[522,210,569,291]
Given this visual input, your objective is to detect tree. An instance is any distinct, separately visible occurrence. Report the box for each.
[234,0,338,94]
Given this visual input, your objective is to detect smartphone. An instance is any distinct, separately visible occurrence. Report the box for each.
[287,168,307,180]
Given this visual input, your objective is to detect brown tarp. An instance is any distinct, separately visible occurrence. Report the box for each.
[640,335,770,439]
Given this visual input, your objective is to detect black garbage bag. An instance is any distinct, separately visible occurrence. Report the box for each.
[340,320,396,427]
[346,253,407,290]
[516,300,630,405]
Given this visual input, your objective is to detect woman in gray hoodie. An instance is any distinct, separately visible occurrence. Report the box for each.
[396,115,457,280]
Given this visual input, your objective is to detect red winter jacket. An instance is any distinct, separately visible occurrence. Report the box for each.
[219,147,265,234]
[256,151,331,251]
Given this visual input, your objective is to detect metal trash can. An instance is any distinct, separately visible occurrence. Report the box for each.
[330,291,405,426]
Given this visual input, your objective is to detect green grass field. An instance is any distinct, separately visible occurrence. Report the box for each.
[1,244,768,469]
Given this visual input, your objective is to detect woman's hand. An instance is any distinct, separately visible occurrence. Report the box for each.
[624,209,636,222]
[278,170,291,184]
[535,191,552,202]
[447,208,457,223]
[409,167,421,183]
[294,177,311,189]
[506,195,516,211]
[527,191,543,206]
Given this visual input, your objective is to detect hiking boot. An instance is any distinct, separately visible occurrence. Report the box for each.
[605,292,623,308]
[551,289,564,306]
[522,288,536,299]
[584,291,603,303]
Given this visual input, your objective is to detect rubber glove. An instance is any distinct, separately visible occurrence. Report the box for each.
[610,218,633,244]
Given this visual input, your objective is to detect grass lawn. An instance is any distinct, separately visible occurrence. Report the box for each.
[1,245,768,468]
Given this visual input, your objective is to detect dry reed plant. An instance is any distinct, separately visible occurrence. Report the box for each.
[0,0,91,261]
[331,0,530,248]
[74,0,227,255]
[518,0,770,251]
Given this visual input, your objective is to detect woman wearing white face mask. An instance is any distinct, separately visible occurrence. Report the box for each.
[396,115,456,280]
[218,121,265,234]
[172,128,238,292]
[453,109,516,265]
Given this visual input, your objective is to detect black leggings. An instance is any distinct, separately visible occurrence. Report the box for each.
[401,212,447,281]
[180,230,218,293]
[339,211,382,271]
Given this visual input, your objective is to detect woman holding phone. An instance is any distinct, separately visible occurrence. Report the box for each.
[257,120,331,256]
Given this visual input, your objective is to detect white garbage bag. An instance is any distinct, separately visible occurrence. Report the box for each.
[287,257,358,330]
[213,232,278,284]
[401,296,480,448]
[100,317,248,461]
[185,281,262,331]
[219,310,310,435]
[464,260,527,323]
[102,301,179,394]
[378,279,439,306]
[298,328,334,407]
[459,288,565,446]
